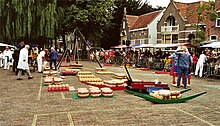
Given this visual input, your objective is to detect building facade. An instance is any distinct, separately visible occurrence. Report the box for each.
[157,0,220,44]
[120,8,163,45]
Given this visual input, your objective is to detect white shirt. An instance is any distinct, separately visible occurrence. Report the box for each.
[37,51,45,58]
[3,50,12,60]
[0,53,3,59]
[17,48,29,70]
[198,54,206,63]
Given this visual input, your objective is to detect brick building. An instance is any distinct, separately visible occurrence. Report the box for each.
[120,8,163,45]
[157,0,220,44]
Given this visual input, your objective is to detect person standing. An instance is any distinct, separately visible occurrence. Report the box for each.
[37,49,47,73]
[3,46,13,70]
[0,51,3,67]
[17,45,33,80]
[195,51,207,77]
[50,47,58,70]
[175,46,192,88]
[12,48,20,73]
[192,53,198,75]
[13,41,25,74]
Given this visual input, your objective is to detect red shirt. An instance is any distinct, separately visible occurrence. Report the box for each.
[192,55,198,64]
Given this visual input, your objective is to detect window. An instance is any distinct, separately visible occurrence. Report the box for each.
[140,39,145,44]
[166,16,175,26]
[130,40,136,45]
[210,35,217,41]
[165,35,171,44]
[172,35,178,43]
[216,11,220,27]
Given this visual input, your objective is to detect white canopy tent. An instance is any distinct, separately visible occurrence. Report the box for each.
[0,43,16,48]
[200,42,220,48]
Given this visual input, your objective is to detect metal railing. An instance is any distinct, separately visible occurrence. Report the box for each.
[161,25,179,32]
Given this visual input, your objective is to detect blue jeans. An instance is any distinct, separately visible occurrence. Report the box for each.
[177,67,188,87]
[50,59,57,70]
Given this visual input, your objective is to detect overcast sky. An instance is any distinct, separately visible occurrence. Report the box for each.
[146,0,212,8]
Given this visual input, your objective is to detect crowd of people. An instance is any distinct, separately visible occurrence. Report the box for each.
[1,41,220,81]
[0,41,58,80]
[89,47,220,78]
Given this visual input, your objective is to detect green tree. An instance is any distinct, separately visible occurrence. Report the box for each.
[193,0,217,46]
[102,0,162,49]
[63,0,114,47]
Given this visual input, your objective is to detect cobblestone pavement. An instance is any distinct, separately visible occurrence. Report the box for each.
[1,61,220,126]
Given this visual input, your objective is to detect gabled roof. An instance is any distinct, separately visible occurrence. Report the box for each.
[126,15,138,28]
[126,10,161,30]
[174,1,209,24]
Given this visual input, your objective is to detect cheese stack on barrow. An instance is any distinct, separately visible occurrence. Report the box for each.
[149,90,182,99]
[104,79,126,87]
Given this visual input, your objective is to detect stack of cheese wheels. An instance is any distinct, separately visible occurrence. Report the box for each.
[87,82,104,85]
[43,71,50,76]
[96,71,114,75]
[114,73,127,79]
[44,67,50,71]
[50,71,58,76]
[170,91,180,96]
[158,90,171,99]
[44,77,53,85]
[104,80,124,87]
[54,77,62,85]
[89,87,102,97]
[64,68,80,72]
[101,88,113,97]
[78,75,96,78]
[77,88,89,98]
[78,71,92,75]
[170,91,181,99]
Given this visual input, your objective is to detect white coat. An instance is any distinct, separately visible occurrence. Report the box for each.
[17,48,29,70]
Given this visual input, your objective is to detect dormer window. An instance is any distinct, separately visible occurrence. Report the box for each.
[166,16,176,26]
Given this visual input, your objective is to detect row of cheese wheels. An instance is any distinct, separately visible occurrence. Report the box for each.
[77,87,113,98]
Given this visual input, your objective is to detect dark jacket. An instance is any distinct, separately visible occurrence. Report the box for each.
[50,50,58,60]
[175,51,192,68]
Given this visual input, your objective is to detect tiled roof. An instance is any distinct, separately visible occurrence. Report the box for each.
[126,15,138,28]
[131,11,161,30]
[126,11,161,30]
[216,0,220,10]
[174,1,208,24]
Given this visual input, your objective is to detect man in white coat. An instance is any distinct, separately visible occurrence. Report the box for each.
[2,46,13,70]
[0,51,3,67]
[17,45,33,80]
[37,49,47,73]
[195,51,207,77]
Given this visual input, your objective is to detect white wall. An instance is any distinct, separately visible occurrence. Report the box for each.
[148,10,164,44]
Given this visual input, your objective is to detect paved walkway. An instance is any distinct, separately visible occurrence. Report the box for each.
[0,61,220,126]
